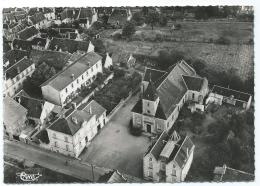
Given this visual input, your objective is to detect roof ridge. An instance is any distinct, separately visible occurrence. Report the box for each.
[213,85,252,96]
[226,167,254,176]
[5,56,29,72]
[150,131,167,155]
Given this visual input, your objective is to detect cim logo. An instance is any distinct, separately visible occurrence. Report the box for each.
[16,169,43,182]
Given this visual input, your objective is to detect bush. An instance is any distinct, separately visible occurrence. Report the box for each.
[129,119,142,136]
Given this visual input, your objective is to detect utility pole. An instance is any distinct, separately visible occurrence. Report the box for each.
[91,164,95,182]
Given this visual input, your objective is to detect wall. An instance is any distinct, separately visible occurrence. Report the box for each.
[143,154,160,182]
[180,148,194,181]
[165,161,182,182]
[40,101,55,124]
[41,85,61,105]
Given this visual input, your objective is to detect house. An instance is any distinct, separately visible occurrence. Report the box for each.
[206,85,252,110]
[3,96,28,140]
[41,52,103,106]
[112,52,136,68]
[4,23,27,41]
[213,164,254,182]
[60,8,80,23]
[3,49,29,69]
[131,60,208,134]
[28,12,48,29]
[98,170,127,183]
[4,56,36,97]
[48,37,94,54]
[42,8,55,21]
[78,8,98,28]
[14,95,55,127]
[143,130,195,182]
[17,26,39,40]
[12,39,32,51]
[103,53,113,69]
[107,8,132,28]
[31,37,47,50]
[46,100,106,157]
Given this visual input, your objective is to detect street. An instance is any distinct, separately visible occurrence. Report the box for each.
[4,139,111,182]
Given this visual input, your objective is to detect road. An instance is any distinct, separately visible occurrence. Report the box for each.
[4,140,111,182]
[80,93,151,178]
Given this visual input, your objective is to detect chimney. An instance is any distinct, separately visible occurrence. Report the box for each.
[18,96,21,104]
[186,148,189,157]
[17,66,21,74]
[71,74,75,80]
[89,106,92,114]
[71,116,78,124]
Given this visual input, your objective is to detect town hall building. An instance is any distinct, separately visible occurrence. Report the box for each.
[131,60,208,134]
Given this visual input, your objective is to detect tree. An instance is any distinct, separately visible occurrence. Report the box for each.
[132,12,145,26]
[93,39,106,56]
[159,15,168,27]
[122,21,136,38]
[145,11,160,30]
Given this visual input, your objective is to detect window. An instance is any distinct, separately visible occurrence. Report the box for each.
[148,171,153,177]
[147,102,149,106]
[91,67,93,72]
[65,88,68,93]
[161,162,166,170]
[147,110,150,114]
[149,157,152,161]
[192,93,195,100]
[65,136,68,142]
[172,169,176,176]
[66,144,69,151]
[96,63,98,68]
[77,79,79,84]
[167,122,169,128]
[79,141,82,148]
[149,158,153,168]
[53,133,56,139]
[54,141,58,147]
[157,124,161,131]
[71,83,74,88]
[82,75,84,80]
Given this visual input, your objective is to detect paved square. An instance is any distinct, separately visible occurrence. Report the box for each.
[79,93,151,178]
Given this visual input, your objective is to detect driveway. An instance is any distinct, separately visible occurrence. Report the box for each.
[79,93,151,178]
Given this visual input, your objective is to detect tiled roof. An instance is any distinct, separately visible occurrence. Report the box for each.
[174,136,194,167]
[17,96,44,119]
[10,23,27,33]
[3,96,27,127]
[17,26,39,40]
[13,39,32,50]
[79,8,93,23]
[14,13,27,21]
[3,8,16,14]
[212,85,251,102]
[156,60,197,118]
[41,52,102,91]
[48,37,90,53]
[60,8,79,21]
[35,129,50,144]
[3,49,29,67]
[42,8,54,14]
[150,131,169,159]
[182,75,204,92]
[68,51,86,62]
[5,57,34,79]
[131,99,142,113]
[48,100,105,135]
[108,9,128,25]
[29,12,46,25]
[28,8,38,16]
[143,68,167,85]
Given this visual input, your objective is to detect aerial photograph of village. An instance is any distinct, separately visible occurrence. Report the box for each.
[3,6,254,183]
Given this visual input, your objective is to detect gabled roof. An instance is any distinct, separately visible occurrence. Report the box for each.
[5,57,34,79]
[29,12,46,25]
[213,165,254,182]
[10,23,27,33]
[211,85,252,102]
[17,96,45,119]
[3,13,16,22]
[17,26,39,40]
[14,13,27,21]
[28,8,38,16]
[182,75,204,92]
[131,99,142,113]
[48,100,105,135]
[143,68,167,86]
[13,39,32,50]
[150,131,169,159]
[60,8,80,20]
[78,8,93,23]
[48,37,90,53]
[173,136,194,167]
[3,49,29,67]
[41,52,102,91]
[3,96,28,127]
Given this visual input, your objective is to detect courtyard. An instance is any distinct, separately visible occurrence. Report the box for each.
[79,93,150,178]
